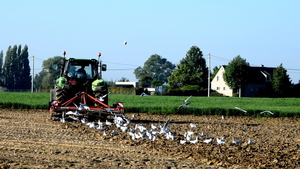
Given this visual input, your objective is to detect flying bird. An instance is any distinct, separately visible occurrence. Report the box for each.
[260,111,274,115]
[235,107,247,113]
[179,95,192,103]
[178,102,190,110]
[161,118,170,133]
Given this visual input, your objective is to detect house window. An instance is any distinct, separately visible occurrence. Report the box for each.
[223,87,226,90]
[217,87,220,90]
[217,76,219,81]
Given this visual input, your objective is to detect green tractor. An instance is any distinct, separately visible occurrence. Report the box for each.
[49,51,124,121]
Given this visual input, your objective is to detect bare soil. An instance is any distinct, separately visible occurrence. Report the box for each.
[0,109,299,168]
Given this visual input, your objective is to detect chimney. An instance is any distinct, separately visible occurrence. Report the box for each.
[259,64,264,67]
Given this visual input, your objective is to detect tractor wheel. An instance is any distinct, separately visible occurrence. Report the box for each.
[55,87,68,103]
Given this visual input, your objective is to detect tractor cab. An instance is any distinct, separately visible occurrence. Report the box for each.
[63,58,99,80]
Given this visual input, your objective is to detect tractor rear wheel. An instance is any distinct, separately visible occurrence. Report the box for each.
[55,87,68,103]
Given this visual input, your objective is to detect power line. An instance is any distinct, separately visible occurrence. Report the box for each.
[107,69,135,71]
[103,61,139,67]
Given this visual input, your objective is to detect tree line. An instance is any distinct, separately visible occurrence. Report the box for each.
[0,45,31,90]
[0,45,299,97]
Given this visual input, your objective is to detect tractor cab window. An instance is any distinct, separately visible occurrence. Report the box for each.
[68,62,94,79]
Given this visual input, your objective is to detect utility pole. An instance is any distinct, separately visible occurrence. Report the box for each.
[31,56,34,93]
[208,53,211,97]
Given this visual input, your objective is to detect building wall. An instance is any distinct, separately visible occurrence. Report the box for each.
[115,82,138,88]
[211,66,233,97]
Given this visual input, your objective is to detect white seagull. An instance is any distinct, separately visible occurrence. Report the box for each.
[120,126,129,132]
[110,130,115,136]
[190,123,197,128]
[97,124,105,130]
[79,103,90,110]
[140,92,148,97]
[232,139,241,145]
[128,132,136,140]
[178,102,190,110]
[103,131,107,136]
[89,122,98,128]
[132,114,137,119]
[260,111,274,115]
[180,140,187,144]
[248,138,253,144]
[200,132,205,138]
[216,137,226,144]
[69,116,80,122]
[190,137,199,144]
[184,131,194,138]
[203,138,212,144]
[66,111,79,116]
[235,107,247,113]
[151,123,158,130]
[81,118,88,124]
[179,95,192,103]
[60,112,65,123]
[160,118,170,133]
[105,120,112,126]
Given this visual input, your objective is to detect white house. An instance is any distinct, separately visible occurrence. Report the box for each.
[211,65,275,97]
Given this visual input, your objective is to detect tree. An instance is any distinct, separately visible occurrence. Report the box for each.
[168,46,208,88]
[211,66,220,80]
[223,55,250,97]
[2,45,31,89]
[17,45,31,89]
[34,56,63,89]
[118,77,129,82]
[272,63,292,96]
[134,54,175,84]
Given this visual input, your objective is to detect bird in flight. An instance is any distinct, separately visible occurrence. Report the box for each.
[178,102,190,110]
[260,111,273,115]
[179,95,192,103]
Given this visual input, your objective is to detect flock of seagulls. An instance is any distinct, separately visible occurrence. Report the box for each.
[56,95,274,149]
[60,110,254,146]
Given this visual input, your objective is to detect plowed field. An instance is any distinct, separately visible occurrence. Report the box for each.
[0,109,299,168]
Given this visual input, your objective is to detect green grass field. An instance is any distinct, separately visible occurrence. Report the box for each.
[0,92,299,117]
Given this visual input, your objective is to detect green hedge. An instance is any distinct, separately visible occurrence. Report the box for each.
[0,92,299,117]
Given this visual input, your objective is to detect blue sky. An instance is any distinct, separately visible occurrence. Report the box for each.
[1,0,300,83]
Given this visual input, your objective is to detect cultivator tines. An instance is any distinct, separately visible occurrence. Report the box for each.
[49,92,124,120]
